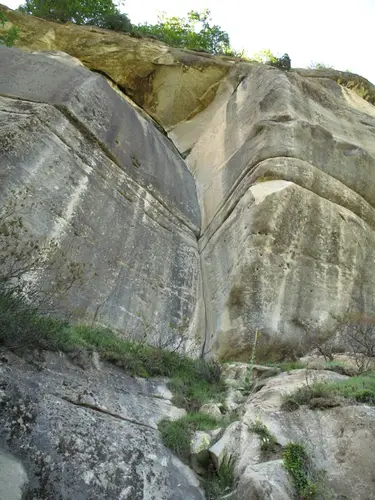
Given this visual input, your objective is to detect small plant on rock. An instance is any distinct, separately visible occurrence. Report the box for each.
[250,417,279,456]
[158,412,218,462]
[203,454,236,500]
[282,443,317,499]
[241,330,260,395]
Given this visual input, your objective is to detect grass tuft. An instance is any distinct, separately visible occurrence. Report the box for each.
[203,455,236,500]
[281,372,375,411]
[0,291,226,411]
[282,443,317,499]
[249,418,279,456]
[158,412,219,462]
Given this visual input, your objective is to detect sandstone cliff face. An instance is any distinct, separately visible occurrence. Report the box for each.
[0,47,203,350]
[1,6,375,359]
[1,9,375,500]
[181,63,375,358]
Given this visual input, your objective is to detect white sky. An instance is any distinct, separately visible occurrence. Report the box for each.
[4,0,375,84]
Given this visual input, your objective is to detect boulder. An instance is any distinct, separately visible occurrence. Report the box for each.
[199,403,223,419]
[0,350,205,499]
[237,460,294,500]
[214,369,375,499]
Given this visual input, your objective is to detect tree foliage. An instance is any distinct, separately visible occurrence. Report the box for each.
[89,10,131,31]
[308,61,334,69]
[17,0,130,29]
[0,11,19,46]
[135,9,231,55]
[251,48,278,64]
[251,49,291,70]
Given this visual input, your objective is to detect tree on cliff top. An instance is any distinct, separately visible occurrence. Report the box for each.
[0,11,19,46]
[17,0,131,30]
[135,9,232,55]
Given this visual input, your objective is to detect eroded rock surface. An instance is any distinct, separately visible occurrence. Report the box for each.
[2,9,375,358]
[0,47,203,348]
[183,63,375,358]
[0,350,204,499]
[0,5,232,129]
[215,368,375,499]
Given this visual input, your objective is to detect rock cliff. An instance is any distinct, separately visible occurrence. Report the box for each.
[1,6,375,500]
[1,5,375,359]
[0,46,204,352]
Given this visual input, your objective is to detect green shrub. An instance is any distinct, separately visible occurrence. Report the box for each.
[87,11,132,32]
[251,48,278,64]
[0,11,19,47]
[134,9,232,55]
[158,418,192,461]
[0,289,226,414]
[329,372,375,403]
[169,358,225,412]
[0,290,68,351]
[321,360,355,376]
[251,49,291,70]
[282,443,317,499]
[281,381,331,410]
[308,62,334,69]
[203,455,236,500]
[281,372,375,411]
[18,0,120,26]
[277,361,307,372]
[249,419,279,456]
[158,412,218,462]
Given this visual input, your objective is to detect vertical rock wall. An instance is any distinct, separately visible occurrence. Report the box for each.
[176,64,375,358]
[0,47,203,350]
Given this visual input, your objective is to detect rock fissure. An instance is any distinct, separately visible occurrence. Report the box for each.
[60,395,158,431]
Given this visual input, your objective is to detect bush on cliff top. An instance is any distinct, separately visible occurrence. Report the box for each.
[0,11,19,46]
[18,0,132,31]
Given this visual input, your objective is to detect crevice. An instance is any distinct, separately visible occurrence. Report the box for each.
[199,255,209,359]
[89,68,168,137]
[61,395,156,431]
[230,74,246,96]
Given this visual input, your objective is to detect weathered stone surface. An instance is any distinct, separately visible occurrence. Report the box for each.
[209,421,258,470]
[186,63,375,358]
[215,369,375,499]
[0,450,28,500]
[237,460,294,500]
[190,428,222,475]
[242,369,347,413]
[2,11,375,359]
[0,47,203,346]
[0,46,200,230]
[0,5,231,129]
[0,350,205,499]
[199,402,223,419]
